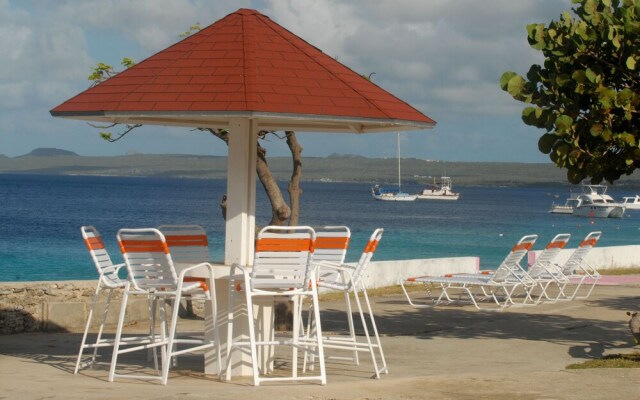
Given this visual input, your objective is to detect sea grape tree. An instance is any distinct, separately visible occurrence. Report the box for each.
[500,0,639,183]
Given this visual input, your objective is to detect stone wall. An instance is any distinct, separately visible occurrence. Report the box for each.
[0,281,205,335]
[0,281,97,334]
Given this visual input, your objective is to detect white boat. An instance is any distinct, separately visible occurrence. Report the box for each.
[621,195,640,210]
[372,185,418,201]
[372,133,417,202]
[416,176,459,200]
[549,191,580,214]
[572,184,626,218]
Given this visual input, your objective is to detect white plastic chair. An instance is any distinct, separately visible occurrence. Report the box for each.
[401,234,538,311]
[158,225,211,315]
[553,231,602,301]
[157,225,210,264]
[307,228,388,379]
[110,228,220,385]
[523,233,571,304]
[74,226,128,374]
[224,225,326,386]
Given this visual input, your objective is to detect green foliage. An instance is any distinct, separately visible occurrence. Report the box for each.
[566,352,640,369]
[501,0,640,183]
[179,23,201,38]
[88,58,136,84]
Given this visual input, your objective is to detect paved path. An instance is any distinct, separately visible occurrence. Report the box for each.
[1,283,639,400]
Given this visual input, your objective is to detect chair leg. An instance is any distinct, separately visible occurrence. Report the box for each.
[108,285,130,382]
[309,282,327,385]
[75,285,101,374]
[291,297,300,378]
[344,286,360,365]
[360,285,388,375]
[244,291,260,385]
[352,287,380,378]
[162,296,181,385]
[224,279,235,381]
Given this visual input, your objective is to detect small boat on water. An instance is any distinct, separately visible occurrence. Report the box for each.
[372,133,417,202]
[572,184,626,218]
[416,176,459,201]
[549,191,580,214]
[372,185,418,201]
[621,195,640,210]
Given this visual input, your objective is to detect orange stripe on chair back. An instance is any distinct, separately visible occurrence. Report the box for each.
[256,238,313,252]
[512,242,534,252]
[546,240,567,250]
[165,234,208,247]
[364,240,379,253]
[119,239,169,254]
[580,238,598,247]
[85,237,105,251]
[314,236,350,250]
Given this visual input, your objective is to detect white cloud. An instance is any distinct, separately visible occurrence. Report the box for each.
[1,0,575,161]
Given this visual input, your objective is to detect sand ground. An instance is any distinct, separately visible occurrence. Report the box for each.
[1,283,639,400]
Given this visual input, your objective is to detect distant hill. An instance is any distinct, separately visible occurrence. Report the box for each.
[1,149,639,187]
[19,148,79,157]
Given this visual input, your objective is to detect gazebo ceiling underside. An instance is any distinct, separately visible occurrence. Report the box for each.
[57,111,432,133]
[50,9,435,134]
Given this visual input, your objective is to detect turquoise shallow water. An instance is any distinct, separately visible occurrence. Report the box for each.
[1,174,638,282]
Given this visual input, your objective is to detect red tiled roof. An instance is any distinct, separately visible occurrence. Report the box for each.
[51,8,435,133]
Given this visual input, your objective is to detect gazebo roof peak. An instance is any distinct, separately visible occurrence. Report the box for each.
[51,8,435,133]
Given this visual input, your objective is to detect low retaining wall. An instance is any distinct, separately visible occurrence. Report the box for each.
[528,245,640,269]
[359,256,479,289]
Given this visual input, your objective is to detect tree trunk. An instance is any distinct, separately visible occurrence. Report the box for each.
[256,140,291,226]
[286,131,302,226]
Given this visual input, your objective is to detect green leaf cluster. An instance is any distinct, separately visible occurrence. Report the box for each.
[500,0,640,183]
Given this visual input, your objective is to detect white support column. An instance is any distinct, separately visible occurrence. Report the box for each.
[225,118,257,266]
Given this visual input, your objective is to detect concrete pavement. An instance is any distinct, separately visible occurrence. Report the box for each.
[1,283,639,400]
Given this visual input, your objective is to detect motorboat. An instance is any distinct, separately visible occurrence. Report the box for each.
[549,191,580,214]
[372,133,417,202]
[372,185,418,201]
[572,184,626,218]
[621,195,640,210]
[416,176,459,200]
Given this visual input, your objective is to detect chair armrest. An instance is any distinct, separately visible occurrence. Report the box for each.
[177,262,215,279]
[315,261,356,273]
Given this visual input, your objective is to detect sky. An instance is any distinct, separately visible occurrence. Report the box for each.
[1,0,575,162]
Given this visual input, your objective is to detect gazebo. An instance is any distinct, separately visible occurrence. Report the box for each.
[50,8,436,265]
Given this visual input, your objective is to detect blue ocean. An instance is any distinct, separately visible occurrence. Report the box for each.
[1,173,638,282]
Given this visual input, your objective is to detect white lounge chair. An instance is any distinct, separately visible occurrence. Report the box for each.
[400,234,538,311]
[547,231,602,302]
[521,233,572,305]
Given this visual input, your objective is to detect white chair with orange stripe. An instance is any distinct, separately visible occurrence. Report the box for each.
[75,226,129,374]
[110,228,220,385]
[522,233,571,304]
[158,225,212,315]
[548,231,602,302]
[307,228,388,379]
[224,225,326,386]
[400,234,538,311]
